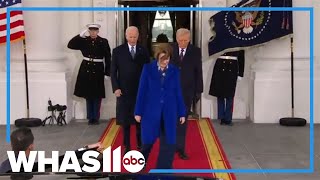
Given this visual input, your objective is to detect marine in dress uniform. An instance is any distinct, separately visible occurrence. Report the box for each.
[209,50,245,126]
[67,23,111,125]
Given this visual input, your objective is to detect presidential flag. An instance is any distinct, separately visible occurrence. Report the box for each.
[208,0,293,56]
[0,0,25,44]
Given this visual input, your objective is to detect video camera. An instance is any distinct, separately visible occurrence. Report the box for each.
[43,99,67,126]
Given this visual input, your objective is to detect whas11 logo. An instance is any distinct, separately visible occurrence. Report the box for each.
[7,146,145,173]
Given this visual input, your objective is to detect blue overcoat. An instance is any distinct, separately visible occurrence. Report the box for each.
[134,60,186,145]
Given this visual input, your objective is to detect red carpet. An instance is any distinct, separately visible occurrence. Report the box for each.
[99,118,236,180]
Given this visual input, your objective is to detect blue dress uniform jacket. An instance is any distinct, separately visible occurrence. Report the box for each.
[209,50,245,97]
[67,35,111,99]
[134,61,186,145]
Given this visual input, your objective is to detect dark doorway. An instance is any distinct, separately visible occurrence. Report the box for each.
[118,0,199,57]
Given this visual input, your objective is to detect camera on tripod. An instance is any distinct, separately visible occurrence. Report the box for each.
[56,104,67,111]
[43,99,67,126]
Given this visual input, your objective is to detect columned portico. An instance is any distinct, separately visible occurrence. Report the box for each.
[0,0,318,124]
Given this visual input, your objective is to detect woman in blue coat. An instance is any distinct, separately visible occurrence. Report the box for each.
[134,44,186,169]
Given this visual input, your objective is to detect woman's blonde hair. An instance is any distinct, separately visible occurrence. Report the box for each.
[154,43,172,61]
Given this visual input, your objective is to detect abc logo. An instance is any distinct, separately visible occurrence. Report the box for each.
[122,150,145,173]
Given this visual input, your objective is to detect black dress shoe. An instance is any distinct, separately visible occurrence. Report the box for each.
[93,120,100,125]
[177,151,189,160]
[225,122,233,126]
[220,119,226,125]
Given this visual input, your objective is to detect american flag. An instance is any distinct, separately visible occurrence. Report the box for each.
[0,0,24,44]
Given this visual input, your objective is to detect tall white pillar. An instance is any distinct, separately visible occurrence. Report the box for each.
[0,0,69,124]
[201,0,229,120]
[313,0,320,59]
[250,0,319,123]
[73,0,118,120]
[11,0,65,72]
[201,0,249,121]
[92,0,117,120]
[79,0,93,29]
[227,0,240,6]
[312,0,320,124]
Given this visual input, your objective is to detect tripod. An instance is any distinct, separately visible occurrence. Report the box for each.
[56,105,67,126]
[42,100,58,126]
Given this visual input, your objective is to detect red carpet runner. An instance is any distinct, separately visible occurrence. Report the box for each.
[99,118,236,180]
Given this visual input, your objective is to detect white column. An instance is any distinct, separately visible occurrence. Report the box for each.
[201,0,248,120]
[313,0,320,59]
[73,0,118,120]
[227,0,240,6]
[201,0,228,120]
[93,0,117,48]
[79,0,93,29]
[312,0,320,124]
[81,0,116,120]
[8,0,65,72]
[0,0,69,124]
[250,0,319,123]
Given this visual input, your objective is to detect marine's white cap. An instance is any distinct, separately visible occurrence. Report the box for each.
[86,23,101,29]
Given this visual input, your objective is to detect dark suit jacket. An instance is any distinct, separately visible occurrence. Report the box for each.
[170,43,203,109]
[111,43,150,125]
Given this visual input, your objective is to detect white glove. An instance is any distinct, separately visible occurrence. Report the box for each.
[104,76,110,80]
[79,29,88,38]
[237,76,242,82]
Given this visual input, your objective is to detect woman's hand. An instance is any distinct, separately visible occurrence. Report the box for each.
[180,117,185,124]
[135,115,141,123]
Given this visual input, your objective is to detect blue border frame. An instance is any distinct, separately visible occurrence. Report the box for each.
[6,6,314,174]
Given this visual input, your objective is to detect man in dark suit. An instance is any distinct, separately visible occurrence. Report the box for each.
[170,28,203,160]
[111,26,150,153]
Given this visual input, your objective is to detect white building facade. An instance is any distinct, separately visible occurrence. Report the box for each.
[0,0,319,124]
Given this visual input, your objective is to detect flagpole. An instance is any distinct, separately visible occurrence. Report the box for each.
[290,37,294,117]
[279,36,306,126]
[15,38,42,126]
[23,39,30,118]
